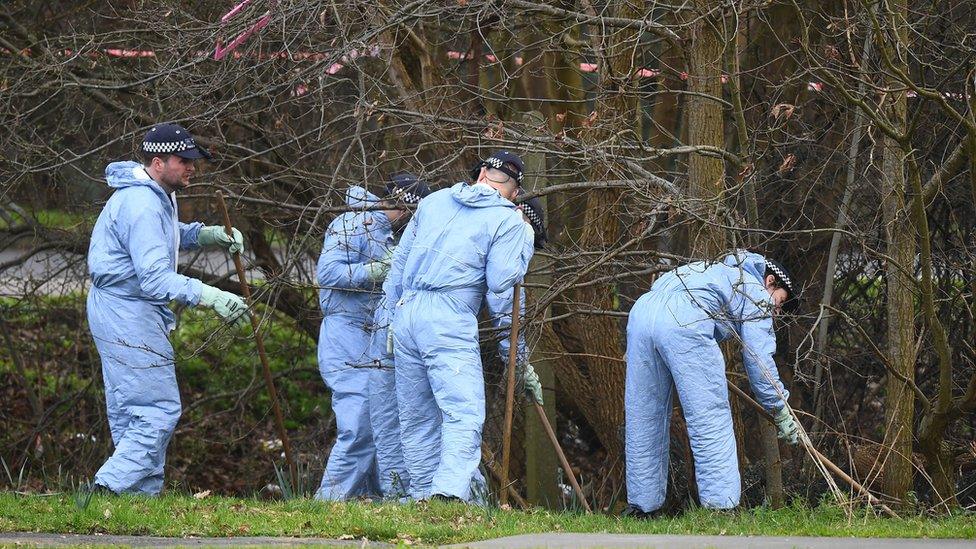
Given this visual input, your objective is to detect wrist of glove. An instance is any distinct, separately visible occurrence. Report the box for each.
[199,284,249,326]
[198,226,245,255]
[518,362,544,405]
[773,406,799,445]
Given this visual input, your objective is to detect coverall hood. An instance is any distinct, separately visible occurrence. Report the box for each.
[105,161,167,195]
[345,185,383,209]
[722,251,769,287]
[450,182,516,209]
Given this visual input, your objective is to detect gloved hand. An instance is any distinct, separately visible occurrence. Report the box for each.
[520,363,544,405]
[364,260,390,282]
[198,226,245,255]
[773,406,799,445]
[199,284,249,326]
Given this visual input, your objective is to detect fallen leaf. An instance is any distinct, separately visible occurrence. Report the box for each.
[103,508,111,519]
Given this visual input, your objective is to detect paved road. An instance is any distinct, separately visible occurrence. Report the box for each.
[452,533,976,548]
[1,533,971,548]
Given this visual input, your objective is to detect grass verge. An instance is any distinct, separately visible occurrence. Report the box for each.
[0,493,973,544]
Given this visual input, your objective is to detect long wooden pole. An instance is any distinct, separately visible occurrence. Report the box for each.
[499,283,522,506]
[532,402,592,512]
[215,191,298,492]
[482,445,529,509]
[726,380,898,518]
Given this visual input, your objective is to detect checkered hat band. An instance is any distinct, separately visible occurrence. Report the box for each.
[484,156,524,183]
[765,260,793,293]
[523,206,543,228]
[142,140,192,154]
[389,186,421,204]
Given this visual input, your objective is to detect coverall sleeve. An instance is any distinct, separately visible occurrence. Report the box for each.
[485,214,534,294]
[485,288,527,365]
[178,221,203,250]
[384,211,418,308]
[316,215,373,290]
[122,200,203,305]
[738,282,790,412]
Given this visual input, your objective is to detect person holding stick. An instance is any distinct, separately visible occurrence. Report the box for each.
[314,173,430,501]
[383,151,537,502]
[624,250,800,517]
[86,123,248,495]
[368,188,547,500]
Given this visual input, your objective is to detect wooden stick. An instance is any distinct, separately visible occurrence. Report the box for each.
[499,282,522,506]
[215,191,298,492]
[482,445,529,509]
[532,402,592,513]
[726,380,898,518]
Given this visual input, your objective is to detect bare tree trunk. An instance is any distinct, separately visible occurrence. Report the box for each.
[879,1,916,500]
[686,0,727,257]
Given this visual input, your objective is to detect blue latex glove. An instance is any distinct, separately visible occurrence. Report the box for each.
[198,226,245,255]
[199,284,248,326]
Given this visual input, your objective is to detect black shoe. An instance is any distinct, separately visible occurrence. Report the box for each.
[621,504,663,520]
[84,481,116,496]
[430,493,464,504]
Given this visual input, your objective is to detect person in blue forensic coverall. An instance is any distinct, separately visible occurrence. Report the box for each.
[383,151,537,502]
[368,190,547,500]
[315,173,430,500]
[623,250,801,517]
[87,123,249,495]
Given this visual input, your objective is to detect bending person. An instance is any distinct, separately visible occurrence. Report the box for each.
[87,123,248,495]
[624,250,800,517]
[315,174,429,500]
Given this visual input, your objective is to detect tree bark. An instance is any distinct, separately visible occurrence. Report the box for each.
[879,0,916,500]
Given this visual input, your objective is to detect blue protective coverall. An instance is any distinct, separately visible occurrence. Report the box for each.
[383,182,534,501]
[315,186,392,500]
[625,250,790,512]
[86,161,204,495]
[367,285,527,499]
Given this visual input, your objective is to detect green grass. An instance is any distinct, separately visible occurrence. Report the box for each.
[0,494,972,544]
[0,209,95,231]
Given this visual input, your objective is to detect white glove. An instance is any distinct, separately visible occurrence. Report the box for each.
[198,226,245,255]
[199,284,249,327]
[773,406,799,445]
[520,363,544,405]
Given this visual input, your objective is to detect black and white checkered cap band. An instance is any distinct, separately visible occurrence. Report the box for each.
[388,186,421,204]
[523,204,543,229]
[484,156,524,183]
[142,137,197,154]
[764,260,794,294]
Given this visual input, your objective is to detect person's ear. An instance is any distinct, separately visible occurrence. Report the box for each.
[764,274,777,289]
